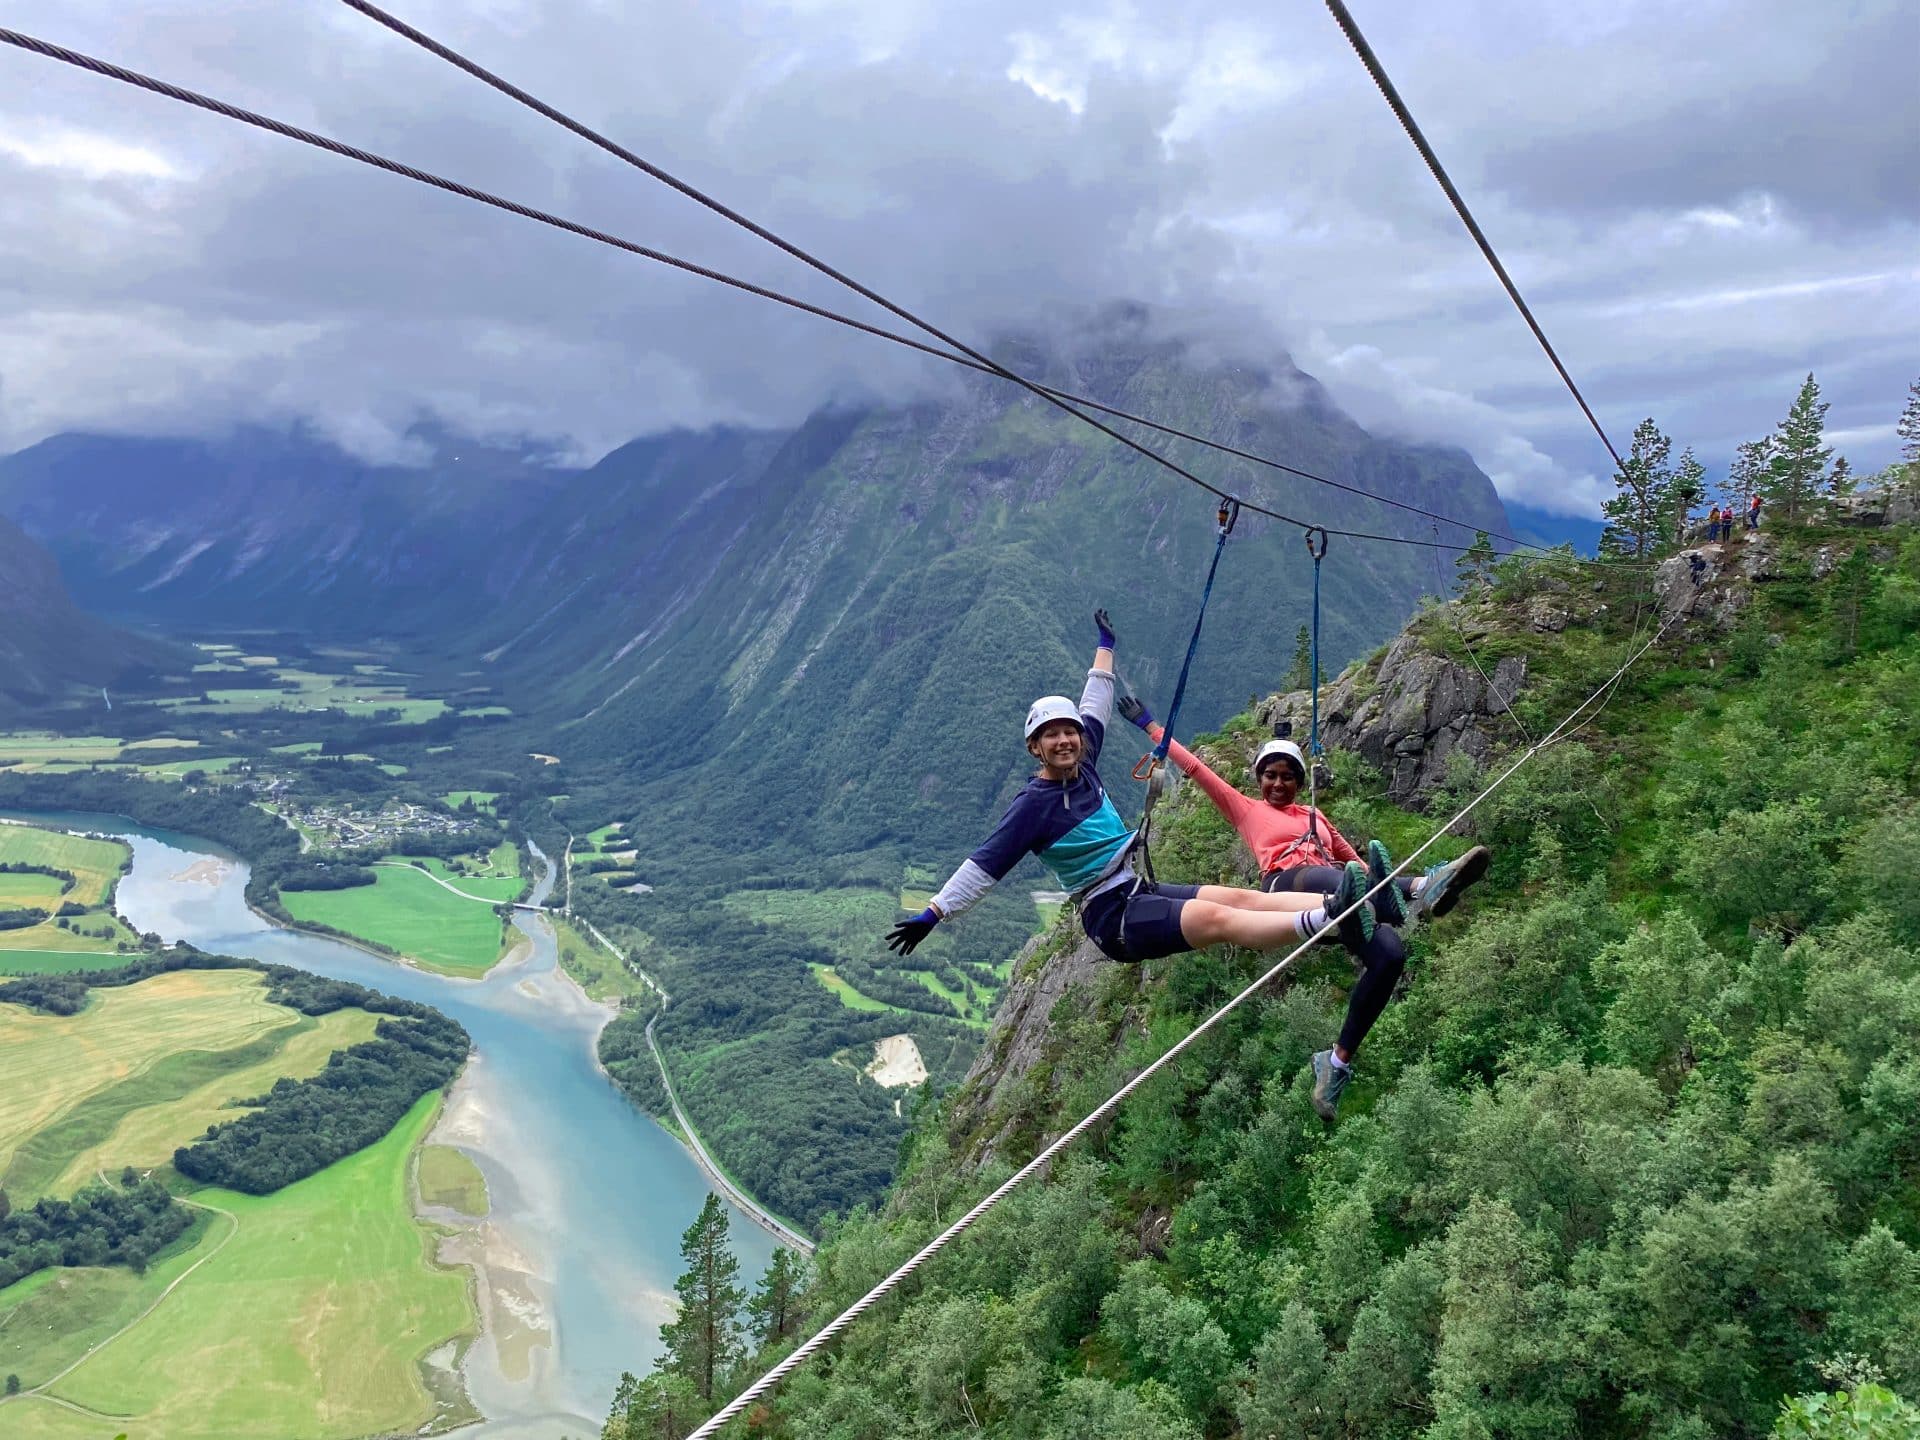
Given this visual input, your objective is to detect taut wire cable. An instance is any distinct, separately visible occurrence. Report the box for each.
[1320,0,1626,477]
[339,0,1638,565]
[0,23,1646,567]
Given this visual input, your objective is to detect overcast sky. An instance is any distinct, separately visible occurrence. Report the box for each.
[1,0,1914,515]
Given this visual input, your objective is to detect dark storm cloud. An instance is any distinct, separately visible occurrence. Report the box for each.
[0,0,1913,513]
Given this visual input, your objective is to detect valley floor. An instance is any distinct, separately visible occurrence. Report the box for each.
[0,969,477,1440]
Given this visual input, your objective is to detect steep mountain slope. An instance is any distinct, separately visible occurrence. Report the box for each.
[640,502,1920,1440]
[0,317,1508,812]
[0,428,578,634]
[0,514,182,716]
[511,316,1511,865]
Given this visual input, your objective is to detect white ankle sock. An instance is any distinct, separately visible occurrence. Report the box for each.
[1294,907,1330,938]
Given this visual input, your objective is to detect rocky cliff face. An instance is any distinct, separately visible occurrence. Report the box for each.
[1259,629,1528,805]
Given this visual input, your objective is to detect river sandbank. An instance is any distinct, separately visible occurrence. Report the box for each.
[420,1058,559,1405]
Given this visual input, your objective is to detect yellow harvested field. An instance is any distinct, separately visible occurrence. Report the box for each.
[0,970,297,1181]
[47,1006,382,1194]
[0,823,131,907]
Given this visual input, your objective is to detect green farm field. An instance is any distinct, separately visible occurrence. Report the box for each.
[42,1007,382,1198]
[0,823,139,958]
[0,949,135,975]
[281,863,508,974]
[0,823,130,907]
[0,968,300,1192]
[0,1095,474,1440]
[808,962,902,1014]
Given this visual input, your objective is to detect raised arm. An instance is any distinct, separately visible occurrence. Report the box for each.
[1114,693,1254,828]
[1150,722,1254,827]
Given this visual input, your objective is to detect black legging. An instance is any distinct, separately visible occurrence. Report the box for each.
[1263,863,1408,1056]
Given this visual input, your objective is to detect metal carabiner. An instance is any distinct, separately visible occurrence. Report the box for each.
[1217,496,1241,536]
[1303,525,1329,561]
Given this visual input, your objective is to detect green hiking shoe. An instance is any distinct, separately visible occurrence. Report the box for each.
[1367,839,1408,926]
[1417,845,1492,920]
[1333,859,1376,953]
[1310,1048,1352,1121]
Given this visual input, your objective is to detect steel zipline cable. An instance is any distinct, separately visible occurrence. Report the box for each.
[682,606,1685,1439]
[341,0,1641,563]
[1320,0,1627,479]
[0,23,1644,566]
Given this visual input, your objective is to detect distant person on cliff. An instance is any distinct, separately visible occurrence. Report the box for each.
[1748,493,1763,531]
[1113,699,1490,1120]
[884,608,1381,1023]
[1707,505,1724,542]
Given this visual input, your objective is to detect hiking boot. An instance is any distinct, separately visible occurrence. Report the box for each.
[1332,859,1376,953]
[1417,845,1491,920]
[1367,839,1408,926]
[1309,1049,1352,1122]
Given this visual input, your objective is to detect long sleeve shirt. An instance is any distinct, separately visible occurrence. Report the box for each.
[929,666,1132,917]
[1148,725,1358,874]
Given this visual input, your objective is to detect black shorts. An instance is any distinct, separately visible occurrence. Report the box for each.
[1080,879,1202,963]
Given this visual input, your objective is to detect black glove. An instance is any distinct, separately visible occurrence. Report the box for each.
[885,907,940,956]
[1094,609,1116,650]
[1117,695,1154,730]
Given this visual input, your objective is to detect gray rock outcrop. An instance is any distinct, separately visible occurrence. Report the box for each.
[1254,621,1528,805]
[946,930,1119,1166]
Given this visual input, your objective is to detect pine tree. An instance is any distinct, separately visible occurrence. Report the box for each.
[1827,455,1853,498]
[1600,418,1674,558]
[748,1248,810,1345]
[1724,437,1771,514]
[1286,625,1314,692]
[1762,373,1832,522]
[1453,531,1497,596]
[1670,449,1705,545]
[604,1370,703,1440]
[658,1195,745,1403]
[1898,376,1920,481]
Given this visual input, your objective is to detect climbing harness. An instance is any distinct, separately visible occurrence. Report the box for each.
[1103,497,1241,952]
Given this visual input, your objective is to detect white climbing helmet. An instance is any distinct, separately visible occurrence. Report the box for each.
[1253,738,1307,781]
[1024,695,1083,744]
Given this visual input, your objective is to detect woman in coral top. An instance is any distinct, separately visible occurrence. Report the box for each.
[1116,695,1489,1120]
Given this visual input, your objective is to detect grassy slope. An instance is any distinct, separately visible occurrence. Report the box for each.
[280,862,507,973]
[46,1006,380,1196]
[0,830,137,960]
[21,1095,472,1440]
[0,825,133,957]
[0,970,295,1187]
[0,1210,219,1392]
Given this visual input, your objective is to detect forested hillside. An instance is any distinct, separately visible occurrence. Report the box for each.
[611,488,1920,1438]
[0,513,181,717]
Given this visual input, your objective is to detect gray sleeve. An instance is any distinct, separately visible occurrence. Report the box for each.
[1079,664,1116,727]
[930,859,997,919]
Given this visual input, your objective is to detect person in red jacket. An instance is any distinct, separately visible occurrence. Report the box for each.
[1117,695,1489,1120]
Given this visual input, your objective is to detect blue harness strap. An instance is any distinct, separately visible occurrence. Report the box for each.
[1305,526,1328,761]
[1148,498,1240,768]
